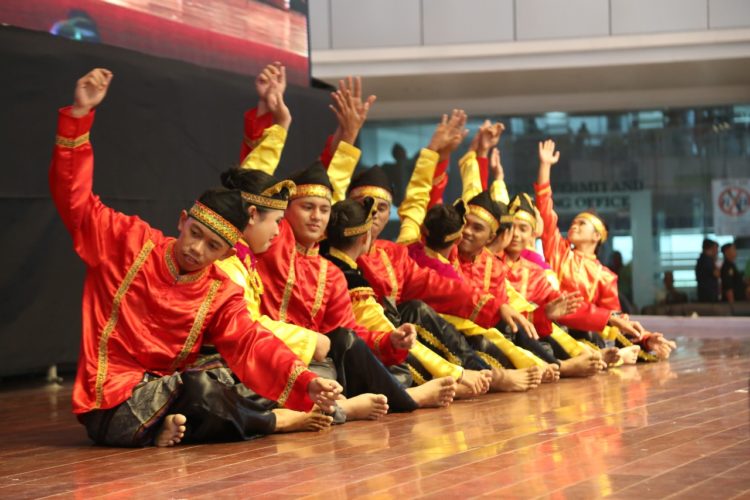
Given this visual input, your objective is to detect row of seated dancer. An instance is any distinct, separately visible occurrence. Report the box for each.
[52,65,676,448]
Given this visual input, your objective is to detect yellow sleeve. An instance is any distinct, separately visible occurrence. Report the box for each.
[409,340,464,380]
[240,124,287,174]
[216,256,317,365]
[351,294,397,332]
[505,279,537,314]
[459,151,483,201]
[440,314,547,369]
[489,179,510,204]
[396,148,439,244]
[328,141,361,203]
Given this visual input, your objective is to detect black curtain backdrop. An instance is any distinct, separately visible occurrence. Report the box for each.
[0,26,336,377]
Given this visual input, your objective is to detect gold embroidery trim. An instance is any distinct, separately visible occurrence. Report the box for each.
[94,240,155,409]
[575,212,608,242]
[243,134,261,149]
[55,132,90,149]
[469,294,493,323]
[349,286,376,302]
[343,215,373,237]
[290,184,332,201]
[520,267,530,298]
[168,279,221,372]
[415,324,461,366]
[378,248,399,302]
[476,350,504,371]
[512,210,536,228]
[165,241,207,283]
[309,259,328,319]
[468,205,499,233]
[536,185,552,196]
[277,364,306,407]
[278,251,296,322]
[188,202,242,246]
[295,242,319,257]
[349,185,393,204]
[407,364,428,385]
[483,253,494,293]
[242,192,288,211]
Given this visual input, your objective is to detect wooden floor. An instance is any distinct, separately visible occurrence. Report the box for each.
[2,319,750,499]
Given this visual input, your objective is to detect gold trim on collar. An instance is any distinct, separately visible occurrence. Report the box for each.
[328,247,358,269]
[575,212,608,242]
[55,132,90,149]
[169,279,221,372]
[290,184,332,201]
[295,242,319,257]
[165,242,208,283]
[94,240,155,409]
[468,205,499,233]
[188,202,242,246]
[349,185,393,204]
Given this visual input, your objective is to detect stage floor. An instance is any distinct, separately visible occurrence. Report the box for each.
[1,321,749,498]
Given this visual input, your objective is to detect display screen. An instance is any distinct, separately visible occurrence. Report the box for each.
[0,0,310,85]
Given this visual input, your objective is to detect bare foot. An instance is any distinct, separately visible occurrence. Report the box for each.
[337,393,389,421]
[559,352,600,377]
[155,414,186,447]
[406,376,456,408]
[490,366,542,392]
[618,345,641,365]
[541,363,561,383]
[601,347,620,366]
[456,369,492,398]
[273,408,333,432]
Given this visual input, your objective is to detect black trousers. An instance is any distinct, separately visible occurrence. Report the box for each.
[79,367,276,447]
[499,322,560,365]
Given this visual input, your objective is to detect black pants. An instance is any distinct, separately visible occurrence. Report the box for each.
[79,367,276,447]
[500,322,560,365]
[327,328,418,413]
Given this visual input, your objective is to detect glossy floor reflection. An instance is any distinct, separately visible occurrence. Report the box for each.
[1,335,749,499]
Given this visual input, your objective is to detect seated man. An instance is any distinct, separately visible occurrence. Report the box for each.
[51,69,341,447]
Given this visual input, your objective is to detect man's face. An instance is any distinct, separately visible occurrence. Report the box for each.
[351,195,391,241]
[175,213,233,272]
[284,197,331,247]
[568,217,600,247]
[508,220,534,257]
[723,245,737,261]
[243,207,284,254]
[459,213,493,257]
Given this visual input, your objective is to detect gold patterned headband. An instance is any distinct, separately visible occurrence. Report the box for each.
[575,212,608,242]
[349,185,393,204]
[512,209,536,228]
[290,184,332,201]
[444,227,464,242]
[241,180,296,210]
[500,214,515,224]
[468,205,499,233]
[343,213,374,237]
[188,201,242,246]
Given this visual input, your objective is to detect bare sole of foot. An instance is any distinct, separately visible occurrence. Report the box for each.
[542,363,561,383]
[456,369,492,398]
[337,393,389,421]
[618,345,641,365]
[490,366,542,392]
[406,376,456,408]
[273,408,333,432]
[560,353,600,377]
[155,414,186,447]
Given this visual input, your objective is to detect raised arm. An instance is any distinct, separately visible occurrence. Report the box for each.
[534,140,570,268]
[488,147,510,204]
[396,110,466,244]
[239,62,291,173]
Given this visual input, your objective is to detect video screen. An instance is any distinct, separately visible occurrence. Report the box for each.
[0,0,310,85]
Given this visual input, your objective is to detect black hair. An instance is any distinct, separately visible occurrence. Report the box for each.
[721,242,735,254]
[703,238,719,251]
[195,187,249,235]
[327,197,375,250]
[423,202,464,250]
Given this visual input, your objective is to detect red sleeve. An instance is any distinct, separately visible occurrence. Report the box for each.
[239,107,274,162]
[320,270,407,365]
[399,251,502,328]
[49,107,156,267]
[428,157,449,208]
[556,302,612,333]
[208,288,317,412]
[534,181,572,274]
[598,270,622,311]
[476,156,489,190]
[319,135,335,168]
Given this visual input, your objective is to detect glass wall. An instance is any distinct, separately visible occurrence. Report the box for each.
[357,103,750,308]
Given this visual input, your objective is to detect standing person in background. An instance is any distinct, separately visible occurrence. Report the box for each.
[695,239,720,302]
[720,242,746,303]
